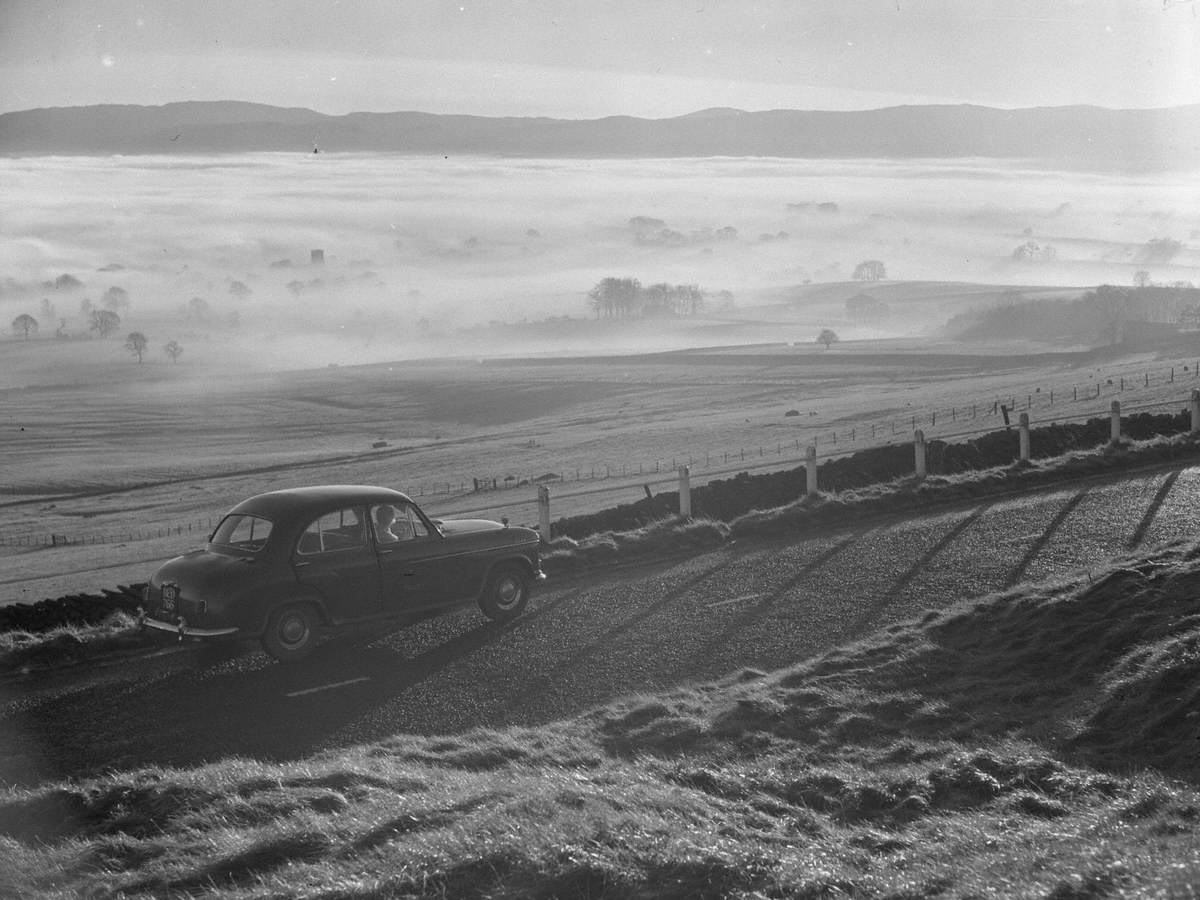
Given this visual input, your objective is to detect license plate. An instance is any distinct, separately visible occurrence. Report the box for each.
[162,583,179,612]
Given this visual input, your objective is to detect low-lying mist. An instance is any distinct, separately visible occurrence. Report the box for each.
[2,153,1198,374]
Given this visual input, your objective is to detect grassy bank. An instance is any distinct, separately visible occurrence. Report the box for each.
[542,429,1200,571]
[3,542,1199,897]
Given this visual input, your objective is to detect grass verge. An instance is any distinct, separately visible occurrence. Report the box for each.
[3,542,1199,897]
[542,430,1200,572]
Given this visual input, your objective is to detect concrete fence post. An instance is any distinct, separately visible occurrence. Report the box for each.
[914,429,927,479]
[1192,389,1200,434]
[678,466,691,517]
[1018,412,1030,462]
[1110,400,1121,444]
[805,445,818,494]
[537,484,551,540]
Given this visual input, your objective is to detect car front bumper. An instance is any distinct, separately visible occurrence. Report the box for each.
[141,615,240,639]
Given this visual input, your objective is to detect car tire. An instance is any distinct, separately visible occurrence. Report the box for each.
[262,603,319,662]
[479,565,530,623]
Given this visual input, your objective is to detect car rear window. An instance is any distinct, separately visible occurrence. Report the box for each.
[296,507,366,554]
[210,514,273,552]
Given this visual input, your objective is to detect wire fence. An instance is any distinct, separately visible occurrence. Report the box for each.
[407,360,1200,498]
[3,361,1198,548]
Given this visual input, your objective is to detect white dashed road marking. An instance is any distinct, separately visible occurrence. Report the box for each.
[285,677,371,698]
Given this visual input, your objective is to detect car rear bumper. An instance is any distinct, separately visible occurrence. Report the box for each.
[141,615,240,639]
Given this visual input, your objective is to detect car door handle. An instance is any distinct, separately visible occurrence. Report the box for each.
[294,560,311,568]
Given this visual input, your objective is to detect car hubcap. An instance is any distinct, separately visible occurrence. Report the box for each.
[280,613,308,646]
[495,577,521,610]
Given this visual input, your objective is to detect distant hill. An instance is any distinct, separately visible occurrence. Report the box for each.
[1,100,1198,167]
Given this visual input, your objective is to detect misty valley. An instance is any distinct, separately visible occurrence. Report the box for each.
[3,153,1199,371]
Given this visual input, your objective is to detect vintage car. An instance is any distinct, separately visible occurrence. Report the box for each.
[142,485,545,661]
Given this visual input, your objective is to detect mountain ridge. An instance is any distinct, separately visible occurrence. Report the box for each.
[2,100,1198,167]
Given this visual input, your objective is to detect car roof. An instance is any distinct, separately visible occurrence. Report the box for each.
[228,485,414,519]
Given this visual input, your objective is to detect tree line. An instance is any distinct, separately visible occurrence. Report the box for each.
[10,309,185,364]
[947,283,1200,346]
[587,277,733,319]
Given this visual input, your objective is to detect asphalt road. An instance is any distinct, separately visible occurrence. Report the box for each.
[2,464,1198,787]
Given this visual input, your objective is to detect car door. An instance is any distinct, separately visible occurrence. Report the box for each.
[372,502,456,613]
[292,505,383,622]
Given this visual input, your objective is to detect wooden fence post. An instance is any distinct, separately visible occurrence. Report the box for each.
[806,445,818,495]
[1019,413,1030,462]
[537,484,551,541]
[1110,400,1121,444]
[678,466,691,518]
[914,430,927,479]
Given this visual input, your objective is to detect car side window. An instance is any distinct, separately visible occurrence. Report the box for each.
[401,504,430,540]
[371,503,429,544]
[297,507,366,555]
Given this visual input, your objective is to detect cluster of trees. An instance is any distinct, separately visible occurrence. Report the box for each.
[947,283,1200,346]
[587,277,731,319]
[852,260,887,281]
[122,333,184,364]
[786,201,839,214]
[10,308,123,339]
[1140,237,1183,263]
[627,216,738,247]
[1011,241,1058,262]
[9,309,183,365]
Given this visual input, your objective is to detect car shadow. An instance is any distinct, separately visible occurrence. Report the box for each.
[0,589,594,786]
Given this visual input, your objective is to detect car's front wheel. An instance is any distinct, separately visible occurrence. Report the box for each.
[479,565,530,623]
[262,603,319,662]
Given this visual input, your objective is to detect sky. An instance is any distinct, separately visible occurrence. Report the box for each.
[1,0,1198,118]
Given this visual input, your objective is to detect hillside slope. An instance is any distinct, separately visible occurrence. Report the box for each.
[2,541,1199,897]
[2,101,1198,167]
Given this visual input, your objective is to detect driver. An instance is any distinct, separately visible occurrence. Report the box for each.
[374,505,400,543]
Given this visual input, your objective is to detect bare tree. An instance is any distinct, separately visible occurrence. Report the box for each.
[125,331,149,363]
[1134,270,1152,288]
[816,328,839,349]
[90,309,121,338]
[11,313,38,340]
[164,339,183,363]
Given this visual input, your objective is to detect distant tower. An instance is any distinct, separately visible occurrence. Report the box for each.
[310,249,325,266]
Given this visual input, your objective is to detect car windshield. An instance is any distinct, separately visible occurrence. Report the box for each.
[210,514,273,553]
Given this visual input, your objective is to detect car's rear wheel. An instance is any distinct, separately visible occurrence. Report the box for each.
[262,603,319,662]
[479,565,530,623]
